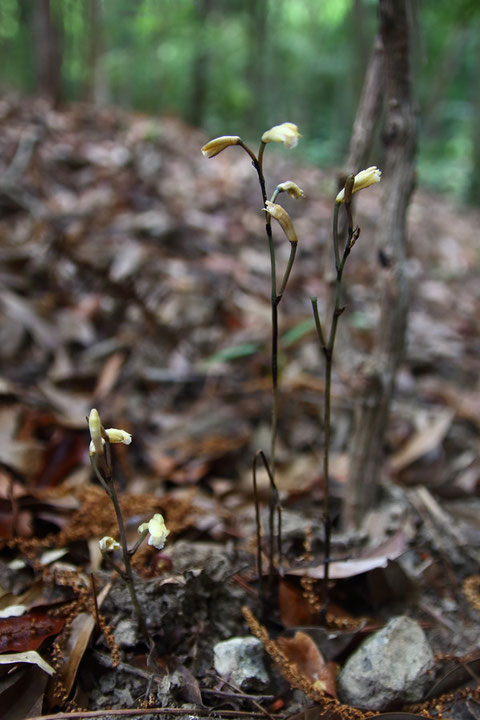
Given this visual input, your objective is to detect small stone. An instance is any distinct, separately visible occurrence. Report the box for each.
[213,637,270,692]
[338,616,434,710]
[114,618,139,648]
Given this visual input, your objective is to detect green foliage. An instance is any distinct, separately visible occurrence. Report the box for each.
[0,0,479,204]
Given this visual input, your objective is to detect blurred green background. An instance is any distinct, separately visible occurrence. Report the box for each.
[1,0,479,203]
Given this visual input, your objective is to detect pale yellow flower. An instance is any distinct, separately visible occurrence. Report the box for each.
[261,123,301,149]
[99,536,121,552]
[105,428,132,445]
[277,181,305,199]
[138,513,170,550]
[201,135,241,158]
[88,409,103,457]
[264,201,298,244]
[335,166,382,203]
[89,426,132,456]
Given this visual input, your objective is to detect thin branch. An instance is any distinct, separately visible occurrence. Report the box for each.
[25,708,278,720]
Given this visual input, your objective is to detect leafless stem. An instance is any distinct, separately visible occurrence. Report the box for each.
[311,191,358,619]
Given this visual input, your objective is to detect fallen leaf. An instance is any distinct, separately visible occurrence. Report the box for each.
[0,650,55,675]
[0,610,65,652]
[58,582,111,696]
[0,665,48,720]
[279,580,320,628]
[277,631,337,698]
[390,409,454,473]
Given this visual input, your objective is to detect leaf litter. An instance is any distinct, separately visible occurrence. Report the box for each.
[0,96,480,718]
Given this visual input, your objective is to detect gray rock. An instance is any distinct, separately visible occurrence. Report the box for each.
[113,618,138,648]
[213,637,269,692]
[338,616,434,710]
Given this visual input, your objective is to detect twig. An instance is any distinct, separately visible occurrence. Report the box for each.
[210,671,275,720]
[25,707,278,720]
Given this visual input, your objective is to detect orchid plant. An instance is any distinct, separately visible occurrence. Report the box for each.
[88,408,169,644]
[203,122,304,601]
[203,124,382,617]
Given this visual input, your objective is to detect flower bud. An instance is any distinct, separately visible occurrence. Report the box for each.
[99,536,121,552]
[261,123,301,149]
[277,181,305,199]
[335,166,382,203]
[88,409,103,457]
[105,428,132,445]
[201,135,241,158]
[264,201,298,244]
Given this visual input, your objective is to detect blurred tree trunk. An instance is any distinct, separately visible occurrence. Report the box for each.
[345,35,384,175]
[468,26,480,205]
[33,0,61,105]
[87,0,109,105]
[344,0,417,529]
[246,0,268,134]
[188,0,212,127]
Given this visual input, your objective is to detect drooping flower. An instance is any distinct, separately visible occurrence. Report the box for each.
[335,166,382,204]
[99,536,121,552]
[261,123,301,149]
[201,135,241,158]
[105,428,132,445]
[263,201,298,244]
[138,513,170,550]
[276,181,305,199]
[89,427,132,456]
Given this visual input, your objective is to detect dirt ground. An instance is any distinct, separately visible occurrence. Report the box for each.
[1,97,480,720]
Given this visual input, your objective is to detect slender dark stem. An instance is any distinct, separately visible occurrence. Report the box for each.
[254,450,281,604]
[278,241,297,298]
[129,528,149,556]
[106,477,150,642]
[333,202,341,271]
[311,199,356,619]
[252,451,264,606]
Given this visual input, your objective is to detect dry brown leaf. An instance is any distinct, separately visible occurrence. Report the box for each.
[59,582,111,695]
[278,580,320,628]
[390,408,454,473]
[277,631,337,698]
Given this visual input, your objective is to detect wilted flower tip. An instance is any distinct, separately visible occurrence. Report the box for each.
[264,201,298,244]
[277,181,305,199]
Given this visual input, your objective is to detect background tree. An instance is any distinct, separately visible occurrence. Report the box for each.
[32,0,62,105]
[345,0,417,528]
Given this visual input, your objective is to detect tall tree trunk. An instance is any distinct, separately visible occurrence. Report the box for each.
[33,0,61,105]
[344,0,417,529]
[245,0,268,134]
[468,25,480,205]
[345,35,384,175]
[87,0,109,105]
[188,0,212,127]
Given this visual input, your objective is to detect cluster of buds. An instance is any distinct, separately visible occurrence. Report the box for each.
[88,408,132,457]
[202,123,304,244]
[88,409,170,558]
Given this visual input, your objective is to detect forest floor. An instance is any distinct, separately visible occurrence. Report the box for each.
[1,96,480,720]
